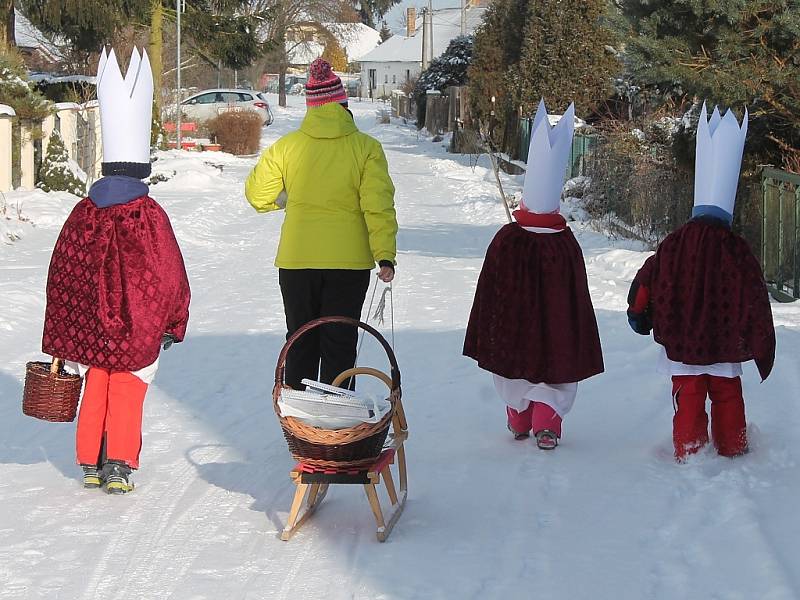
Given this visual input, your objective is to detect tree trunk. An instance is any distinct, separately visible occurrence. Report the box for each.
[275,9,287,108]
[149,0,163,117]
[2,0,14,47]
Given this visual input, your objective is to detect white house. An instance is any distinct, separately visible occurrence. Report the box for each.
[358,3,487,99]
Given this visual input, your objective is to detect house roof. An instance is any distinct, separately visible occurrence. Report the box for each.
[359,6,485,64]
[14,12,64,61]
[287,22,381,65]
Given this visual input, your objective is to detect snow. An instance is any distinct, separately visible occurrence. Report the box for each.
[2,95,800,599]
[0,103,15,117]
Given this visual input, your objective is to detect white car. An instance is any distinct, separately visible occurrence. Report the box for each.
[180,89,273,125]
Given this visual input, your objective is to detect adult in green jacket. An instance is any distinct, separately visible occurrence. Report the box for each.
[245,58,398,390]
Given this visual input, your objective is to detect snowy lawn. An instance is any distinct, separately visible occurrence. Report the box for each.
[2,95,800,599]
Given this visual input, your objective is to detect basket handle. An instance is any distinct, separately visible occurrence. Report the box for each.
[50,358,63,374]
[274,316,401,394]
[331,367,392,390]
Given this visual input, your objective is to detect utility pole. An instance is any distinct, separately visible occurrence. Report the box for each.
[176,0,183,150]
[421,8,428,70]
[424,0,433,68]
[461,0,466,36]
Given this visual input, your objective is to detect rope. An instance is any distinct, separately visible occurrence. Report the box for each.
[352,275,396,389]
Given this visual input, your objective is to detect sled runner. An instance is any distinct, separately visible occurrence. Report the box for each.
[273,317,408,542]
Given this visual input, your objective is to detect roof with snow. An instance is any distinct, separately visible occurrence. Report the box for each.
[360,7,485,64]
[287,22,381,65]
[14,12,64,61]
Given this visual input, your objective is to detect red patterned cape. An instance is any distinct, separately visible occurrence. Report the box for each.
[463,223,604,384]
[42,196,190,371]
[634,218,775,380]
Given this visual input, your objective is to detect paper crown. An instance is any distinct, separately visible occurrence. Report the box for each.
[96,47,153,167]
[521,99,575,214]
[694,102,748,215]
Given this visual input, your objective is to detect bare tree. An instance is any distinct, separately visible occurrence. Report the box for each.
[249,0,355,107]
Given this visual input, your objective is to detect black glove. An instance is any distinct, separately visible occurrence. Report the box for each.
[161,333,178,350]
[627,311,653,336]
[378,259,395,271]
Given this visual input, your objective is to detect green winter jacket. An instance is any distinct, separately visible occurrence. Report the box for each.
[245,102,397,269]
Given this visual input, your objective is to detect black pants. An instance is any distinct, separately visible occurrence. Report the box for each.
[279,268,371,390]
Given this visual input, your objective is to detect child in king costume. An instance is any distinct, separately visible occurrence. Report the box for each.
[41,48,191,492]
[626,104,775,460]
[464,100,604,449]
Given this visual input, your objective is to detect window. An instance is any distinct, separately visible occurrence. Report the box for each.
[392,74,396,84]
[406,69,410,82]
[384,74,388,84]
[237,93,254,102]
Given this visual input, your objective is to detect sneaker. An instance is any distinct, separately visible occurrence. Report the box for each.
[535,429,558,450]
[81,464,103,489]
[507,423,530,441]
[102,461,134,495]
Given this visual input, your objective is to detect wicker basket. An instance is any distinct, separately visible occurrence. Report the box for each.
[273,316,402,469]
[23,358,83,422]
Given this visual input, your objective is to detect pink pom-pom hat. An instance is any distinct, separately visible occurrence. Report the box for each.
[305,58,348,108]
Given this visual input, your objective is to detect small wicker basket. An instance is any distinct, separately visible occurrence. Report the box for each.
[273,316,402,469]
[23,358,83,422]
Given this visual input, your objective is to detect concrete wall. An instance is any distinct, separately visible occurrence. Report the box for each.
[0,103,102,192]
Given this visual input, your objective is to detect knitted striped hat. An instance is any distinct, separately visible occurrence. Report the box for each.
[306,58,348,108]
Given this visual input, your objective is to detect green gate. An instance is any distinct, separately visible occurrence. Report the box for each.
[761,167,800,301]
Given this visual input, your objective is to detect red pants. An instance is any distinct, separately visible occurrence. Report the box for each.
[671,375,747,459]
[76,368,148,469]
[507,402,562,438]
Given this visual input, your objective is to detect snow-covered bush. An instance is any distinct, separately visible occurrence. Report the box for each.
[37,131,87,196]
[412,36,473,126]
[0,47,51,120]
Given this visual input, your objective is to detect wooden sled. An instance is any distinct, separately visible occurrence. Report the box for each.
[280,366,408,542]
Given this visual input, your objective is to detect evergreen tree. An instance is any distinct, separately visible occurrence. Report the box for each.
[466,0,531,150]
[352,0,400,28]
[616,0,800,167]
[379,20,392,43]
[510,0,619,117]
[413,35,473,126]
[37,131,86,196]
[19,0,149,53]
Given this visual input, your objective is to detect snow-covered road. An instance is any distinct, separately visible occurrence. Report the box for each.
[2,95,800,599]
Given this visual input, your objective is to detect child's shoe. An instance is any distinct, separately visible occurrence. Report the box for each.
[102,461,134,495]
[81,464,103,489]
[507,423,530,440]
[535,429,558,450]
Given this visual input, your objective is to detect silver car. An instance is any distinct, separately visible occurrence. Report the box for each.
[180,88,273,125]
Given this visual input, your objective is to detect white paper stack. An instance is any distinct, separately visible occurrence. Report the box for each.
[278,379,391,430]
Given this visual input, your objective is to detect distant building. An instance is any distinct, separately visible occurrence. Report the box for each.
[14,11,63,73]
[358,2,488,99]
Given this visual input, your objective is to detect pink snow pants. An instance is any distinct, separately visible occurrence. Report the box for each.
[506,403,562,438]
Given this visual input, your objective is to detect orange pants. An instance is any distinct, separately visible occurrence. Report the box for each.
[671,374,747,460]
[76,368,148,469]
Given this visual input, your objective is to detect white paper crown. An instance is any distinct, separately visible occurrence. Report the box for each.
[694,102,748,215]
[96,47,153,165]
[521,99,575,214]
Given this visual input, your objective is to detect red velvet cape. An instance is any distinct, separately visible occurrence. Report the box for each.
[463,223,604,384]
[42,196,191,371]
[634,218,775,379]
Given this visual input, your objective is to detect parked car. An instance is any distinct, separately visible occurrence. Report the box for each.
[180,89,273,125]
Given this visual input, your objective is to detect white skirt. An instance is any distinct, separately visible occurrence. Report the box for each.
[657,347,742,378]
[492,374,578,418]
[65,358,159,385]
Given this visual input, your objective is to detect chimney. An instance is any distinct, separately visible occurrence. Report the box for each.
[407,8,416,37]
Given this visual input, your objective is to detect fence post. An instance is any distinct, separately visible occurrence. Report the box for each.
[55,102,81,163]
[19,121,36,190]
[0,105,14,193]
[88,103,103,181]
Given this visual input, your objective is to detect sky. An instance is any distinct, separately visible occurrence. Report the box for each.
[384,1,468,33]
